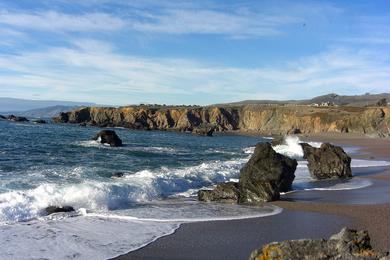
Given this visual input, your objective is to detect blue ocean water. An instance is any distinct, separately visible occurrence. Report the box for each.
[0,120,389,259]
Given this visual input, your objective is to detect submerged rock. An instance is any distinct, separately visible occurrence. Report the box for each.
[192,124,215,136]
[238,143,297,203]
[111,172,125,178]
[7,115,29,122]
[198,182,239,203]
[32,119,47,124]
[45,206,75,215]
[93,130,123,147]
[302,143,352,179]
[249,227,389,260]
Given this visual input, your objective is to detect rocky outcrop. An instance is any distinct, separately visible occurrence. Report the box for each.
[53,105,390,137]
[198,182,239,203]
[0,115,5,120]
[7,115,29,122]
[32,119,47,124]
[192,124,215,136]
[302,143,352,180]
[249,227,389,260]
[238,143,297,203]
[93,130,123,147]
[45,206,75,215]
[198,143,297,203]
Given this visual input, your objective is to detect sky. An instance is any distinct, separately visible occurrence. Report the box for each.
[0,0,389,105]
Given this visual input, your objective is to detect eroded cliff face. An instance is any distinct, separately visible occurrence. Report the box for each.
[53,105,390,137]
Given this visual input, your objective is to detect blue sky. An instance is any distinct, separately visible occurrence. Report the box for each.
[0,0,389,105]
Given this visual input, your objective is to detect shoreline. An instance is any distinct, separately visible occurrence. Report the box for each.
[114,133,390,260]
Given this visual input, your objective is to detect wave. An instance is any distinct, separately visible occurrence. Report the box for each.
[273,136,321,158]
[0,157,248,224]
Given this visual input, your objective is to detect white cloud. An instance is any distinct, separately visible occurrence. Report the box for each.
[0,10,126,31]
[130,9,300,37]
[0,40,389,104]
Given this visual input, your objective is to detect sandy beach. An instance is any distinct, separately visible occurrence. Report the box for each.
[115,134,390,260]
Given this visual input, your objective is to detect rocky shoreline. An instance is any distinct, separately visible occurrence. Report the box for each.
[52,105,390,137]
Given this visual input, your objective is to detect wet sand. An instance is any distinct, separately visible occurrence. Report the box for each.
[115,134,390,260]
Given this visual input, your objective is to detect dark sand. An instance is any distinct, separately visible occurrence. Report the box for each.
[114,210,349,260]
[115,134,390,260]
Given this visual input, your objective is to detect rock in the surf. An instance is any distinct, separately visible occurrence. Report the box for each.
[238,142,297,203]
[198,182,239,203]
[0,115,5,120]
[301,143,352,179]
[93,130,123,147]
[111,172,125,178]
[45,206,75,215]
[7,115,29,122]
[192,124,215,136]
[33,119,47,124]
[249,227,389,260]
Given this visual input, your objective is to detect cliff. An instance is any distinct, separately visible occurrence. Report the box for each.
[53,105,390,137]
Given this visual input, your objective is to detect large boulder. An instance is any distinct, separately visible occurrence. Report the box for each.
[238,142,297,203]
[301,143,352,179]
[7,115,29,122]
[0,115,5,120]
[198,182,239,203]
[93,130,123,147]
[45,206,75,215]
[250,227,388,260]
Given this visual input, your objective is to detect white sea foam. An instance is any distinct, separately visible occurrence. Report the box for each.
[0,202,282,260]
[273,136,321,158]
[0,157,249,224]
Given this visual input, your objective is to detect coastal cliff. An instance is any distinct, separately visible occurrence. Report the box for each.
[53,105,390,137]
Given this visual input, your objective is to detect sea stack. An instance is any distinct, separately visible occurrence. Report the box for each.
[301,143,352,179]
[198,142,297,203]
[93,130,123,147]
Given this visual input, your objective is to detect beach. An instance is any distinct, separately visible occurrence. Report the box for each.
[116,134,390,260]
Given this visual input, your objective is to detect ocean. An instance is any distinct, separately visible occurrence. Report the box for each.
[1,120,389,259]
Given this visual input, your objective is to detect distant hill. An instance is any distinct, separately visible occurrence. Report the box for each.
[0,97,96,112]
[2,105,86,118]
[217,93,390,107]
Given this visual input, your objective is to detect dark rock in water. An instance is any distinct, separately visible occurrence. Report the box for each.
[45,206,75,215]
[238,142,297,203]
[198,182,239,203]
[7,115,29,122]
[33,119,47,124]
[192,124,215,136]
[250,227,389,260]
[79,122,87,127]
[111,172,125,178]
[299,142,312,159]
[0,115,5,120]
[302,143,352,179]
[93,130,122,147]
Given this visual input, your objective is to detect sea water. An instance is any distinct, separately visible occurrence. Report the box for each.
[0,121,389,259]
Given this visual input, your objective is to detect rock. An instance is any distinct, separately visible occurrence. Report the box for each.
[111,172,125,178]
[198,182,239,203]
[79,122,87,127]
[32,119,47,124]
[249,227,389,260]
[93,130,123,147]
[0,115,5,120]
[45,206,75,215]
[7,115,29,122]
[270,136,284,146]
[238,142,297,203]
[302,143,352,179]
[287,127,301,134]
[192,124,215,136]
